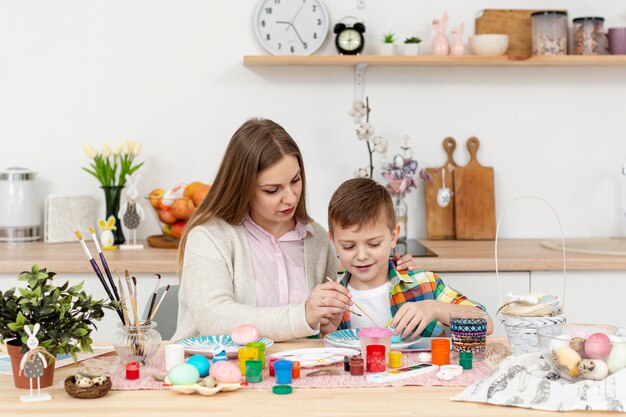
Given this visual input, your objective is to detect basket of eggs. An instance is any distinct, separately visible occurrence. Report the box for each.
[64,373,112,399]
[146,182,211,248]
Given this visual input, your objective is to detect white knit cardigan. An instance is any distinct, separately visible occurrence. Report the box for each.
[172,218,338,342]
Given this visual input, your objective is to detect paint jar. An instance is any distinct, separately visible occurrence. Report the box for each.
[245,360,263,383]
[125,361,140,380]
[358,327,392,370]
[431,338,451,366]
[274,360,293,385]
[388,351,402,368]
[291,361,301,379]
[366,345,386,373]
[269,357,280,377]
[246,342,266,368]
[237,347,258,375]
[350,357,364,376]
[460,351,473,370]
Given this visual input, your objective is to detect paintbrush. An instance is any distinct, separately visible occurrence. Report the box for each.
[75,230,124,322]
[89,227,120,302]
[147,284,171,322]
[145,274,161,321]
[115,272,130,328]
[325,277,382,327]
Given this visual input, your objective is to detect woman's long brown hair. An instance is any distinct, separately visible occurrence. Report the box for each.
[177,118,310,275]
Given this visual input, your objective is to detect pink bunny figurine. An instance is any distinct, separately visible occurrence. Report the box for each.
[451,23,465,56]
[432,11,450,55]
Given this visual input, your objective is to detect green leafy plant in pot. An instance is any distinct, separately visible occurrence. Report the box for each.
[0,264,116,389]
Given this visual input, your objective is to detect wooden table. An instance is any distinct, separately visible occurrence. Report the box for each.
[0,339,615,416]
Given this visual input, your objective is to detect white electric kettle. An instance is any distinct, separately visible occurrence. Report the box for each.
[0,167,41,242]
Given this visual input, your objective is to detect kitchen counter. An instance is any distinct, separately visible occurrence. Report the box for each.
[1,238,626,275]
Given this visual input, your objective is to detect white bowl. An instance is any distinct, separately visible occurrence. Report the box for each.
[468,34,509,55]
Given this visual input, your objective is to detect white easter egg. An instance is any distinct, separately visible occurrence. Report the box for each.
[606,344,626,374]
[549,334,571,352]
[583,359,609,381]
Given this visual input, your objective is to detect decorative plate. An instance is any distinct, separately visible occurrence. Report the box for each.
[175,335,273,358]
[270,347,360,368]
[400,337,435,352]
[324,329,421,350]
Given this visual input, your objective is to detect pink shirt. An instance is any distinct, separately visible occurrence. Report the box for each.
[243,215,314,307]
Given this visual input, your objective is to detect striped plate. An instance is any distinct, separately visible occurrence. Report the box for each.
[324,328,421,350]
[175,335,273,358]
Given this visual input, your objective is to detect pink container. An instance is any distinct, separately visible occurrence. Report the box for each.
[358,328,392,370]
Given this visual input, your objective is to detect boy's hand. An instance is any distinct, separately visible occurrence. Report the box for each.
[390,300,439,339]
[305,281,351,329]
[320,312,342,336]
[393,252,416,271]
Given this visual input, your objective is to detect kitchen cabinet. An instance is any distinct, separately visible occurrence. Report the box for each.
[530,271,626,329]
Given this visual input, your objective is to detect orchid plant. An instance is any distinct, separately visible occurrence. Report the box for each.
[349,98,388,179]
[82,140,144,187]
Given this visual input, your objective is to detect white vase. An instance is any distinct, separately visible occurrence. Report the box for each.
[404,43,420,55]
[380,43,397,56]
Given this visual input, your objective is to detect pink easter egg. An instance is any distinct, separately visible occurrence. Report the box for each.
[584,333,612,359]
[209,361,242,383]
[231,324,260,345]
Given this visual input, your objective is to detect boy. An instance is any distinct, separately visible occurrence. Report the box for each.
[322,177,494,339]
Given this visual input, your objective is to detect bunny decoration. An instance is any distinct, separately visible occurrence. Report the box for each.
[432,11,450,56]
[19,323,53,402]
[97,215,117,250]
[451,22,465,56]
[118,174,145,250]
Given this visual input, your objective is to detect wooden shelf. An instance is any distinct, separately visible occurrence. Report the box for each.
[244,54,626,67]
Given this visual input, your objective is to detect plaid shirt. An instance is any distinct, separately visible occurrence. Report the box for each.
[338,260,486,337]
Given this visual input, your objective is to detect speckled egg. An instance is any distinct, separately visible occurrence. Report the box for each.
[91,376,108,386]
[554,347,581,378]
[168,363,200,385]
[75,376,94,388]
[606,343,626,374]
[578,359,609,381]
[231,324,260,345]
[187,354,211,377]
[584,333,612,359]
[209,360,242,383]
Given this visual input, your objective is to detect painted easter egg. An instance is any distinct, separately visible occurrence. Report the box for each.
[209,360,242,383]
[231,324,260,345]
[584,333,612,359]
[549,334,571,353]
[606,344,626,374]
[168,363,200,385]
[187,354,211,377]
[554,347,581,378]
[578,359,609,381]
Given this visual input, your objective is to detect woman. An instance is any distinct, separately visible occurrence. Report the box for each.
[173,119,415,341]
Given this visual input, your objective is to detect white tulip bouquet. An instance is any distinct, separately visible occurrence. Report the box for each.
[82,141,144,187]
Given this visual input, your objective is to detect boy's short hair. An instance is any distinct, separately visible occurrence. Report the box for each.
[328,178,396,235]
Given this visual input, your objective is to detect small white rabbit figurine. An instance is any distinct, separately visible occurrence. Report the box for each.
[451,22,465,56]
[97,215,117,249]
[19,323,52,402]
[118,174,145,250]
[432,11,450,55]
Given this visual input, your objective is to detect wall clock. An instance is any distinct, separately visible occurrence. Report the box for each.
[254,0,329,56]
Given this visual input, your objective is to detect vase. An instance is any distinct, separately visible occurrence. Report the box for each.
[101,186,125,245]
[7,341,55,389]
[112,322,162,365]
[404,43,420,55]
[380,43,397,56]
[394,196,408,241]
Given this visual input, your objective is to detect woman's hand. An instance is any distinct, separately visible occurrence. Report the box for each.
[393,252,416,271]
[320,312,343,336]
[390,300,439,339]
[305,281,351,329]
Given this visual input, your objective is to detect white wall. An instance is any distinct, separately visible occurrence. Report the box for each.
[2,0,626,241]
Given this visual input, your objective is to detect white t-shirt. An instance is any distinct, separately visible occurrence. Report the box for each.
[347,281,392,329]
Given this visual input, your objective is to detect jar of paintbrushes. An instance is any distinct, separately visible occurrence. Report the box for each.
[113,321,162,365]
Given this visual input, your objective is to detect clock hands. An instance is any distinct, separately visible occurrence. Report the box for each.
[290,24,305,47]
[289,3,305,25]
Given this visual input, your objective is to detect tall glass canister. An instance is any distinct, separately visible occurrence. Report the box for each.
[573,17,607,55]
[531,11,568,55]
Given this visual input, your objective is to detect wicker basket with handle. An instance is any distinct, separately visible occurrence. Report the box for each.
[496,196,567,355]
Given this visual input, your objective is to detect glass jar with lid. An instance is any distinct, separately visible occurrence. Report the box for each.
[531,11,568,55]
[573,17,607,55]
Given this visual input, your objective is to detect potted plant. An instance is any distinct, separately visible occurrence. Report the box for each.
[404,36,422,55]
[0,264,115,389]
[380,32,397,56]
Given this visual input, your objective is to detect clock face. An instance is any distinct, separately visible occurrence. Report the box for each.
[337,28,362,52]
[254,0,329,56]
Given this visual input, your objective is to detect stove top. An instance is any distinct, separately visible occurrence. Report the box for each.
[393,240,438,257]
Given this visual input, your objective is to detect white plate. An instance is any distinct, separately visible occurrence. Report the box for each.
[175,335,274,358]
[270,347,360,368]
[324,329,421,350]
[400,337,435,352]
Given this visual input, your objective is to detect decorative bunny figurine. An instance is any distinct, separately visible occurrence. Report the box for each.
[118,174,145,249]
[97,215,117,249]
[432,11,450,55]
[451,22,465,56]
[19,323,53,402]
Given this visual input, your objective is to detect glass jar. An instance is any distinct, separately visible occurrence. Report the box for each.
[393,195,408,241]
[113,322,162,365]
[531,11,568,55]
[573,17,606,55]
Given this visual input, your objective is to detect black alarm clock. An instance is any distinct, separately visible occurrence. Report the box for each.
[333,19,366,55]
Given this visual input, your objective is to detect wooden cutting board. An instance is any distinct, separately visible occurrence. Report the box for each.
[475,9,537,56]
[453,137,496,240]
[424,137,458,240]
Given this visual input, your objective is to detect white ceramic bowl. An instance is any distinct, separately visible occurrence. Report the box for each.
[468,34,509,55]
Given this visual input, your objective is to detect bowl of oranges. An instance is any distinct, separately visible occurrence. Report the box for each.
[146,182,211,248]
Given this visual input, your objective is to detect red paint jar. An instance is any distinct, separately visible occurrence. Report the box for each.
[366,345,386,373]
[349,357,364,376]
[269,357,280,377]
[126,361,140,380]
[291,361,301,379]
